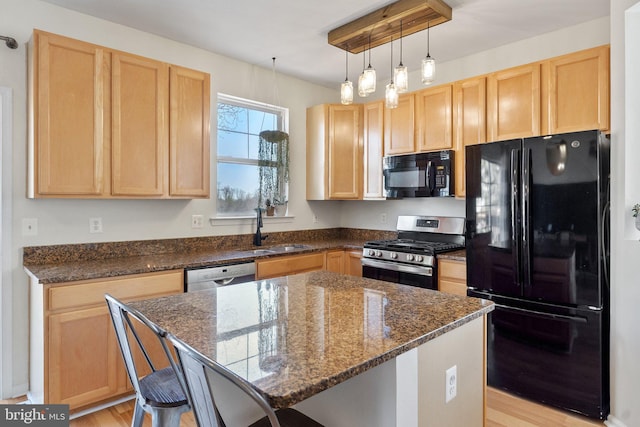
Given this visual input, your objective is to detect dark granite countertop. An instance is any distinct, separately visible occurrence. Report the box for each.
[128,270,494,409]
[24,239,364,284]
[23,228,398,284]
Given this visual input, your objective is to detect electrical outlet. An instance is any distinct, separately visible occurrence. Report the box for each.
[380,213,387,224]
[313,214,319,223]
[89,217,103,233]
[191,214,204,229]
[445,365,457,403]
[22,218,38,236]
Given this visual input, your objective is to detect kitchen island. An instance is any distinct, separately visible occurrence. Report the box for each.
[129,271,493,427]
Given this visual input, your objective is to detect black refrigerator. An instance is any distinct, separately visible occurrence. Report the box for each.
[465,130,610,419]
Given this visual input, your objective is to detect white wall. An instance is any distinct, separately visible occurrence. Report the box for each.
[0,4,634,424]
[608,2,640,426]
[0,0,341,397]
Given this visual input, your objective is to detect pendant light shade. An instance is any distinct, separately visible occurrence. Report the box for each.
[340,49,353,105]
[385,38,398,109]
[359,34,376,95]
[421,21,436,85]
[393,20,409,93]
[358,50,368,97]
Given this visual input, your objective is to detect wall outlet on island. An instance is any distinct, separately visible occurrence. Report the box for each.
[445,365,457,403]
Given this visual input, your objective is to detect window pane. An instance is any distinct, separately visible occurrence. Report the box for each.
[218,130,249,158]
[218,103,248,133]
[249,109,276,134]
[217,163,260,216]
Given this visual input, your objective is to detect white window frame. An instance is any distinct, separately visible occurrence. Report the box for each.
[215,94,289,219]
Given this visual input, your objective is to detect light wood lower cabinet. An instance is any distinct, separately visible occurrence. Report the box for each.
[438,259,467,296]
[345,250,363,277]
[325,250,345,274]
[31,270,184,411]
[256,252,326,279]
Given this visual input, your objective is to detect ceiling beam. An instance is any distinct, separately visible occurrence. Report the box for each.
[328,0,452,54]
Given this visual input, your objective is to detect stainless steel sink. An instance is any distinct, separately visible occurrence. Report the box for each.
[272,244,312,252]
[252,249,275,254]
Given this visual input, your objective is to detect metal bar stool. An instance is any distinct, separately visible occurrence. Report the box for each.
[168,333,324,427]
[105,294,191,427]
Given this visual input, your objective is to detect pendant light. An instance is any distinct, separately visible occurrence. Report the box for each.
[361,34,376,95]
[385,37,399,109]
[340,49,353,105]
[421,21,436,85]
[357,49,368,97]
[393,20,408,93]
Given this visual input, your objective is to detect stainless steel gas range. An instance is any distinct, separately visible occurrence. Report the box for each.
[362,216,465,290]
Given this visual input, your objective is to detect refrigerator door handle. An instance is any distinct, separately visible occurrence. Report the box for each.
[494,303,588,323]
[510,148,521,285]
[522,147,532,288]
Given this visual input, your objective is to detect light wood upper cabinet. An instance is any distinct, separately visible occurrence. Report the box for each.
[112,52,168,196]
[542,45,610,134]
[487,63,541,141]
[29,31,109,197]
[415,84,453,152]
[453,76,487,198]
[306,104,363,200]
[169,66,211,197]
[28,30,211,199]
[363,100,385,200]
[384,93,415,155]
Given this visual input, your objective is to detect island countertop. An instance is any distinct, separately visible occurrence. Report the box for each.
[128,271,493,409]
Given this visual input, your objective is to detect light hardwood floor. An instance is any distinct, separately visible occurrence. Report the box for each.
[59,387,606,427]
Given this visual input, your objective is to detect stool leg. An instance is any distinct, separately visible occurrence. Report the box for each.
[151,407,184,427]
[132,398,145,427]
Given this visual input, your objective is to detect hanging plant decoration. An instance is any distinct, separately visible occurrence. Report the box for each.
[258,130,289,207]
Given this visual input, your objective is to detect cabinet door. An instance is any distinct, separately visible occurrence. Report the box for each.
[415,85,453,152]
[438,259,467,296]
[363,101,385,199]
[112,52,169,196]
[384,93,415,155]
[325,250,345,274]
[487,64,541,141]
[169,66,211,197]
[345,250,363,277]
[328,104,362,199]
[453,77,487,197]
[543,45,610,134]
[32,31,108,197]
[48,306,119,407]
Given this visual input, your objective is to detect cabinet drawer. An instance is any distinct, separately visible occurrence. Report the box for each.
[439,279,468,297]
[256,253,325,279]
[48,270,183,311]
[439,260,466,281]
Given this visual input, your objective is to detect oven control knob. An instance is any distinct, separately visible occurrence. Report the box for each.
[375,250,383,257]
[367,250,375,256]
[391,252,398,259]
[415,255,423,262]
[407,254,415,261]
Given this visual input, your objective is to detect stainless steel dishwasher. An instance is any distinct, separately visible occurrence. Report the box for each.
[185,261,256,292]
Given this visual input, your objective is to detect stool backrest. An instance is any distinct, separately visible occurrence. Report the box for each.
[169,334,281,427]
[105,294,183,395]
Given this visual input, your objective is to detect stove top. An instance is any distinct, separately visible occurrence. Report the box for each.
[362,216,465,267]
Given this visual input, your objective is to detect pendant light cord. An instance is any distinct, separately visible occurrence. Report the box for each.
[399,20,403,66]
[427,21,431,56]
[390,37,394,82]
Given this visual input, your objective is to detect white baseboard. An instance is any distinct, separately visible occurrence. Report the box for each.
[605,415,628,427]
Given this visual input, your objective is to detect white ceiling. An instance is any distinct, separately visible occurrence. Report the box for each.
[38,0,609,88]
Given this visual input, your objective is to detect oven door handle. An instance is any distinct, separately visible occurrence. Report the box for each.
[361,258,433,276]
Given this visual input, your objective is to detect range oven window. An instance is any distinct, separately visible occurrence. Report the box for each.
[362,261,436,291]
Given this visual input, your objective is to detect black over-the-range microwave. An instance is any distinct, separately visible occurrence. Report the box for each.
[383,150,455,198]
